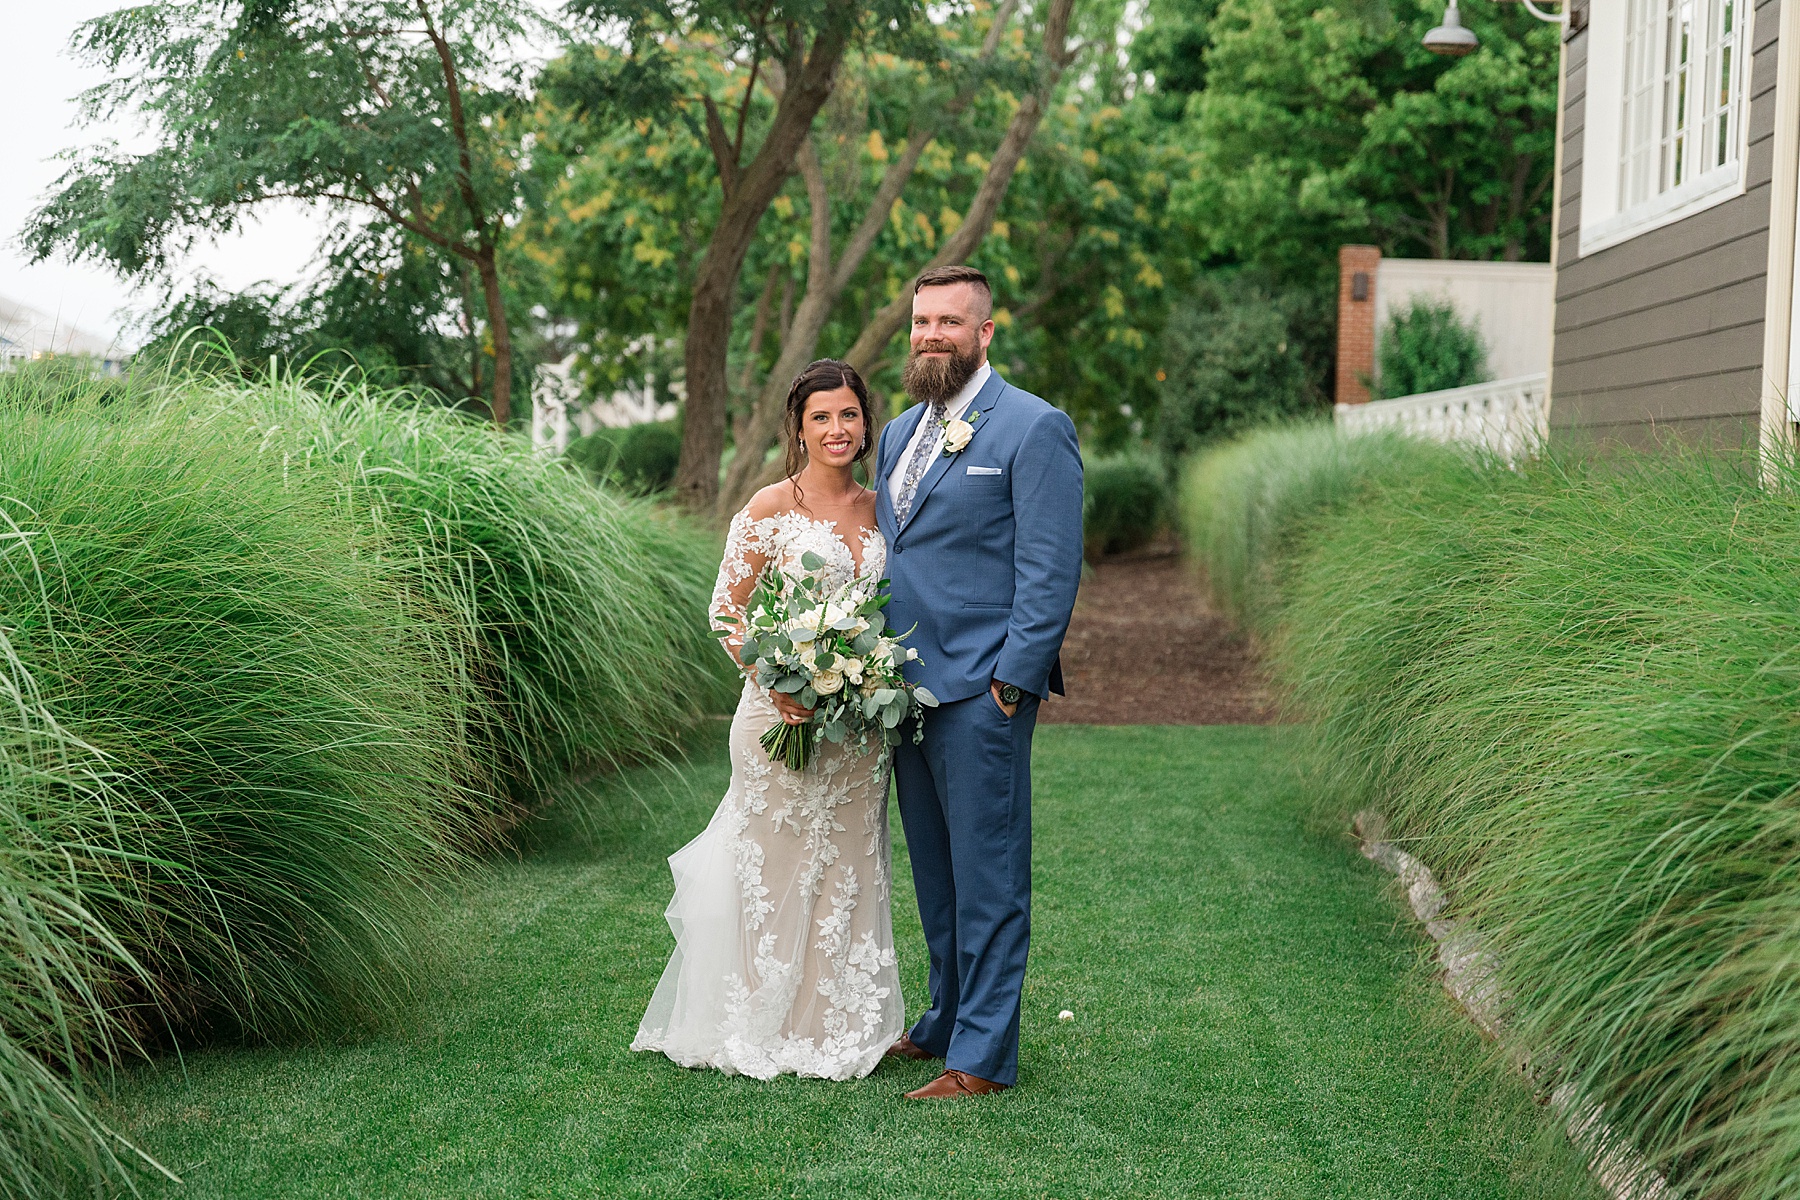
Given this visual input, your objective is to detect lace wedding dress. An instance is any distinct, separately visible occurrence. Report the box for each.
[631,507,904,1080]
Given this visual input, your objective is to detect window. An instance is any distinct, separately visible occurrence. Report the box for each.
[1578,0,1751,255]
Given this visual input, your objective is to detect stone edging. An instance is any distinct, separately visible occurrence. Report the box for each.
[1351,811,1671,1200]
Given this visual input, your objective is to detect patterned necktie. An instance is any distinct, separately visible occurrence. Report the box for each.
[893,401,947,524]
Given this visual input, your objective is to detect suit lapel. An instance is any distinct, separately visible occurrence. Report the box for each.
[897,370,1007,534]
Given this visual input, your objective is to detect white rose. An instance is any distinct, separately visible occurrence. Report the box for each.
[869,642,894,668]
[812,669,845,695]
[942,417,974,455]
[906,647,920,662]
[841,657,865,685]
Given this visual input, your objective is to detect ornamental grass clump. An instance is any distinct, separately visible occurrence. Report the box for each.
[220,377,736,798]
[0,378,493,1195]
[1179,422,1468,627]
[1185,423,1800,1199]
[0,363,731,1195]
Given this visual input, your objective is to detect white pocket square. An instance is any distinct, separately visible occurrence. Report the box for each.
[965,466,1003,476]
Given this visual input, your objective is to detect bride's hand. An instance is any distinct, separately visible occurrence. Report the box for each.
[770,690,814,725]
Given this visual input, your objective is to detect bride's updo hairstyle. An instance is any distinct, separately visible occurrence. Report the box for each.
[783,359,875,506]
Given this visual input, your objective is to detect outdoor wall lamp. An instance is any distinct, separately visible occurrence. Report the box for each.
[1423,0,1480,55]
[1422,0,1565,57]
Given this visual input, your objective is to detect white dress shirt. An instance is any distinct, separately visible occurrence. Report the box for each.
[886,361,992,506]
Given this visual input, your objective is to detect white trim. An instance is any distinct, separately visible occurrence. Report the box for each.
[1576,0,1753,258]
[1761,0,1800,465]
[1578,162,1747,255]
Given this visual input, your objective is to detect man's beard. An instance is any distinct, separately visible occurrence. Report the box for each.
[902,339,983,405]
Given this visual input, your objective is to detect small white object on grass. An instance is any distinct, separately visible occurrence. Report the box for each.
[1058,1009,1074,1020]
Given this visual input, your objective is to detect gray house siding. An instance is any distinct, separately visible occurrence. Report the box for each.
[1549,0,1781,445]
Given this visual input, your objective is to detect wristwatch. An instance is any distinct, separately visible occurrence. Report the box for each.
[997,682,1023,706]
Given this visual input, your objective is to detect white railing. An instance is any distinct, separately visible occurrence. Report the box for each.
[1336,373,1549,462]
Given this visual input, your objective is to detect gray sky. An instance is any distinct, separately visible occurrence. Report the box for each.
[2,2,328,347]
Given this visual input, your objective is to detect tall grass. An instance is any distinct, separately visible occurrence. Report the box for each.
[215,376,735,799]
[1180,423,1466,626]
[1183,424,1800,1199]
[0,366,732,1197]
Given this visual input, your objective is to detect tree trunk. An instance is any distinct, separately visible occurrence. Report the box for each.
[672,19,855,513]
[476,246,512,427]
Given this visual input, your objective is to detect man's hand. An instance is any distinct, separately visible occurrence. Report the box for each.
[771,690,814,725]
[990,681,1019,719]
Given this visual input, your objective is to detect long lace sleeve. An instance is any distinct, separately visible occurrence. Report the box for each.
[709,508,774,669]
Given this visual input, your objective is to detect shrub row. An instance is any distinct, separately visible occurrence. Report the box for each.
[0,369,733,1196]
[1082,451,1169,560]
[1183,422,1800,1200]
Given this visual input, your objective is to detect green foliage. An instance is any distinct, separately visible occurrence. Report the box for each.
[1170,0,1559,283]
[1180,423,1463,626]
[568,420,684,495]
[224,379,736,794]
[111,726,1597,1199]
[0,369,731,1196]
[24,0,586,423]
[986,92,1191,448]
[1377,296,1489,397]
[0,375,488,1195]
[1083,452,1170,559]
[139,235,528,407]
[1155,274,1331,459]
[1184,427,1800,1199]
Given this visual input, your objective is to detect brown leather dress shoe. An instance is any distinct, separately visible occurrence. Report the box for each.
[903,1069,1009,1099]
[885,1033,938,1061]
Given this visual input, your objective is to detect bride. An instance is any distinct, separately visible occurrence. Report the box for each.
[631,359,905,1081]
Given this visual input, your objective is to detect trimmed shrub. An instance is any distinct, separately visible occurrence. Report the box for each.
[1184,426,1800,1199]
[568,419,682,495]
[1083,453,1169,559]
[1377,296,1489,398]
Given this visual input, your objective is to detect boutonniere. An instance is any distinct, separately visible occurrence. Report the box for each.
[941,409,981,457]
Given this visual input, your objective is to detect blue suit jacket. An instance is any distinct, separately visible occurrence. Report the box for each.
[876,370,1084,704]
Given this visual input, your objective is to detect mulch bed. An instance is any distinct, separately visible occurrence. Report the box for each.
[1038,550,1279,726]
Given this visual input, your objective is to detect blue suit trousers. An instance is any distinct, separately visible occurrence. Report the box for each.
[893,689,1040,1087]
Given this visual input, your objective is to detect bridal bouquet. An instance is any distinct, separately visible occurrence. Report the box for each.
[720,552,938,771]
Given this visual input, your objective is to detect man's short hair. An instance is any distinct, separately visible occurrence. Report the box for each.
[913,265,992,320]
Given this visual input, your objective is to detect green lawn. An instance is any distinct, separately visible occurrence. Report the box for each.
[110,726,1597,1199]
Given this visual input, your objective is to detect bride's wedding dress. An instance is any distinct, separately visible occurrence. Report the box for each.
[631,506,905,1081]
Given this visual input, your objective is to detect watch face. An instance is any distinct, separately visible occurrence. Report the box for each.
[1000,684,1022,705]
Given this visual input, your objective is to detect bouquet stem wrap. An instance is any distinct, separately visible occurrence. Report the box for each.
[759,721,815,772]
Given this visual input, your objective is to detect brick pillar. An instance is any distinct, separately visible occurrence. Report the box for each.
[1335,245,1381,405]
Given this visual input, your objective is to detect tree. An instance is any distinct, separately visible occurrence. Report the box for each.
[26,0,564,426]
[716,0,1080,513]
[1170,0,1558,283]
[560,0,919,511]
[1155,271,1329,456]
[537,0,1082,515]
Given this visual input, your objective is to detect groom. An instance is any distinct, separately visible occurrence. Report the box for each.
[876,265,1084,1099]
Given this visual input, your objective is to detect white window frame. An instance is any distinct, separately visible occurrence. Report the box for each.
[1578,0,1753,256]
